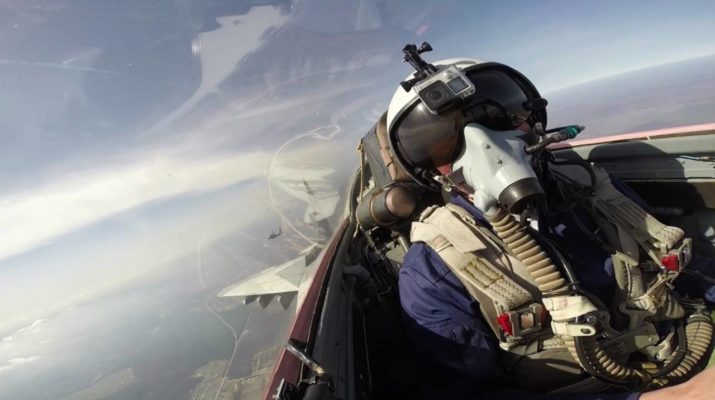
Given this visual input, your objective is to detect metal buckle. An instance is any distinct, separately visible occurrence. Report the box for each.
[499,303,544,338]
[661,237,692,272]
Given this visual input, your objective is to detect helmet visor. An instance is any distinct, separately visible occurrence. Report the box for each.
[463,67,533,130]
[392,64,539,171]
[393,104,463,171]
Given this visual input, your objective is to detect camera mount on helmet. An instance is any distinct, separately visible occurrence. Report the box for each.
[399,42,437,91]
[401,42,476,115]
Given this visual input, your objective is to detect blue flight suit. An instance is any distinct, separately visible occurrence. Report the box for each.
[399,185,715,400]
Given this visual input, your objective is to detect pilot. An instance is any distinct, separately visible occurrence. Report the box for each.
[384,46,715,400]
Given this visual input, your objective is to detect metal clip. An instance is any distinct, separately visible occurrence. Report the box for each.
[498,303,544,338]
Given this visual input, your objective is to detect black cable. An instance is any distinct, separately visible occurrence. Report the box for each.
[548,157,597,194]
[361,240,392,293]
[527,226,579,286]
[651,322,688,379]
[538,153,592,218]
[681,269,715,285]
[551,177,617,255]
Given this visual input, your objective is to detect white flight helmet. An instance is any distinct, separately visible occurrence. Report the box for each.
[386,58,547,191]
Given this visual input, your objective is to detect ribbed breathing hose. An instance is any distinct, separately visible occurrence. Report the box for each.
[665,314,713,379]
[487,207,566,293]
[568,336,648,386]
[484,207,712,388]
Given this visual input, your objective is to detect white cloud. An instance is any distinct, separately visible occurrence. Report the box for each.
[0,151,269,261]
[0,356,40,373]
[17,319,46,335]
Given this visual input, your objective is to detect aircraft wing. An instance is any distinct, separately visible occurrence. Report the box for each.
[218,245,322,309]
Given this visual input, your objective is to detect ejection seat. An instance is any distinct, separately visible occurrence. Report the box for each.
[348,112,436,399]
[356,112,445,267]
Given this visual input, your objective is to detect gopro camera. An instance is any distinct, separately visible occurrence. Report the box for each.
[413,65,475,114]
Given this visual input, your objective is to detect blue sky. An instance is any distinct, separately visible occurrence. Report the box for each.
[418,0,715,91]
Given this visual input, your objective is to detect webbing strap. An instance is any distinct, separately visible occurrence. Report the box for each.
[375,113,411,182]
[444,203,516,257]
[438,238,532,310]
[413,207,533,307]
[550,163,685,262]
[414,206,487,254]
[411,224,523,337]
[552,163,688,324]
[589,166,684,254]
[411,206,534,337]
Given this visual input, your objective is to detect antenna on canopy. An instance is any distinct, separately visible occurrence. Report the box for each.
[400,42,438,92]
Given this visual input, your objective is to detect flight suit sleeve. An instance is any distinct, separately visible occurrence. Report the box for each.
[399,244,509,399]
[399,244,642,400]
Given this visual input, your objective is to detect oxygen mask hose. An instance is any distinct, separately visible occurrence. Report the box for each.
[486,207,567,293]
[458,123,701,388]
[484,206,653,388]
[664,313,713,380]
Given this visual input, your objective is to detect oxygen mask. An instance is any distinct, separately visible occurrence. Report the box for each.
[448,123,544,216]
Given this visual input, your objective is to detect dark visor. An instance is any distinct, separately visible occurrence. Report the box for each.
[392,64,540,171]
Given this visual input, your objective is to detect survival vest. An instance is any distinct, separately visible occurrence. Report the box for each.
[410,164,712,393]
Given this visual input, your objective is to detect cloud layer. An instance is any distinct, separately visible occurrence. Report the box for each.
[0,151,269,262]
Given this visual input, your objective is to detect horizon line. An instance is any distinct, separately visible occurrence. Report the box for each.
[542,52,715,94]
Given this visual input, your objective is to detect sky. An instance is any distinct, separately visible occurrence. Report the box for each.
[0,1,714,398]
[412,0,715,92]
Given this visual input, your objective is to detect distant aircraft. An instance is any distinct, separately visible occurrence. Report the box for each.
[267,227,282,240]
[302,179,313,195]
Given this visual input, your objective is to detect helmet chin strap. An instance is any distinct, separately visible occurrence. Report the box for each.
[436,164,478,202]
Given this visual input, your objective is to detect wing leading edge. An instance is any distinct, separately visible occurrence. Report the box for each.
[218,245,322,310]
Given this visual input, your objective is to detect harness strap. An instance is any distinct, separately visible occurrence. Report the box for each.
[551,163,689,326]
[588,166,685,261]
[444,203,517,256]
[411,206,534,338]
[412,205,600,391]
